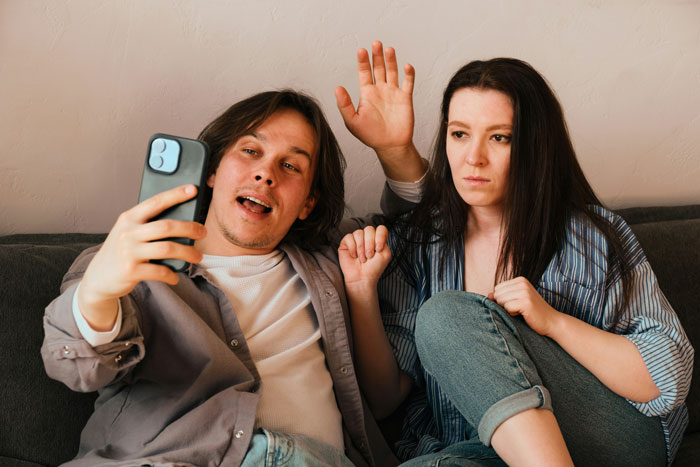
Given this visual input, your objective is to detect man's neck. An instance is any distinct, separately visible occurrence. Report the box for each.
[195,232,277,257]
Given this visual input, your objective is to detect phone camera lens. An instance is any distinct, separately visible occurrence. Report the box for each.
[152,138,167,153]
[149,154,164,169]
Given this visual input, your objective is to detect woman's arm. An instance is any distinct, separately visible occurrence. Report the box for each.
[338,226,413,418]
[491,269,695,408]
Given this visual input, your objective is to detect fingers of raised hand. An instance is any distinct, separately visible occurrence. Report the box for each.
[402,63,415,95]
[339,233,358,259]
[363,226,378,259]
[375,225,389,253]
[357,48,373,86]
[334,86,356,126]
[371,40,387,84]
[352,228,368,263]
[385,47,399,86]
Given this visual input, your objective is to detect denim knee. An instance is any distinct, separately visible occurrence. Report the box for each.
[414,290,553,446]
[415,291,490,352]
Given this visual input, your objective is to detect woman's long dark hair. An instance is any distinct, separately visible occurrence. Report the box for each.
[391,58,631,328]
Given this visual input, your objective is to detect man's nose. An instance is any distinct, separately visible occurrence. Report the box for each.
[254,161,275,186]
[255,174,272,186]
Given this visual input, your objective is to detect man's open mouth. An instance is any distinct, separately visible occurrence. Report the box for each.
[237,196,272,214]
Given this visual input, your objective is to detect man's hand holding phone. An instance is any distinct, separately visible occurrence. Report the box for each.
[77,185,207,332]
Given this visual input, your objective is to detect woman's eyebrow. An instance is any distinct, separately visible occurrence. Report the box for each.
[447,121,512,131]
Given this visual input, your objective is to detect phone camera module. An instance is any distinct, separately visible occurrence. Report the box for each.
[148,137,180,174]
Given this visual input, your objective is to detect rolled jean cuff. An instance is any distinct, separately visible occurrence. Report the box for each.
[478,385,553,446]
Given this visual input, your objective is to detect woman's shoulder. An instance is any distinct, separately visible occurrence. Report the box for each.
[564,205,644,266]
[547,206,645,285]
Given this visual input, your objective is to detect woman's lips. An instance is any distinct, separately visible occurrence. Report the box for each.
[465,176,490,186]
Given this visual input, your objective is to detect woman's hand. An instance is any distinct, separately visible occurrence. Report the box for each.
[336,41,426,182]
[493,278,661,403]
[491,277,562,337]
[335,41,415,154]
[338,225,391,290]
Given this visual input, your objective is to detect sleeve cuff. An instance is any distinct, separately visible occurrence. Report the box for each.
[72,283,123,347]
[386,172,425,203]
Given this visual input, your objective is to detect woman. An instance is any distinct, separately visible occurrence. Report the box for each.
[336,43,693,466]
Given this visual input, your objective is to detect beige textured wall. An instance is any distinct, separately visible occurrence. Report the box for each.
[2,0,699,235]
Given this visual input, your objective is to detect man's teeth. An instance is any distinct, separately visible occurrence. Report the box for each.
[242,196,270,209]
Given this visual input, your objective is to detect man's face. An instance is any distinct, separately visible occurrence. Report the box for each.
[201,109,317,256]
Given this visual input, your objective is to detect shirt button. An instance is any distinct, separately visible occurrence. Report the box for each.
[234,430,245,439]
[230,339,239,347]
[325,290,334,297]
[62,345,71,355]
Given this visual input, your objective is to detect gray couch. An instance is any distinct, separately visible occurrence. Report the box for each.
[1,205,699,466]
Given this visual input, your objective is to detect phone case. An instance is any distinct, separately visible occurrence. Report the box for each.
[138,133,209,272]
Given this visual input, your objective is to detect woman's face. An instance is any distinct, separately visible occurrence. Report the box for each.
[445,87,513,210]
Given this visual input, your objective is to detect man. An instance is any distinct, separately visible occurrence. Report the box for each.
[42,90,398,466]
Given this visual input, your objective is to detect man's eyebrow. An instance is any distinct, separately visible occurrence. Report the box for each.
[290,147,312,161]
[250,132,312,161]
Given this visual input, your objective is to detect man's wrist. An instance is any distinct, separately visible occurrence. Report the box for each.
[77,285,120,332]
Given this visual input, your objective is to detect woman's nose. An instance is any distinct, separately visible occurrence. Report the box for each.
[466,141,487,167]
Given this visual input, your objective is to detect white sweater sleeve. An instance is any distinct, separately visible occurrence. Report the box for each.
[71,282,123,347]
[386,172,425,203]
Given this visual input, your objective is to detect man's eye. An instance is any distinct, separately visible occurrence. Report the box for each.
[282,162,298,172]
[243,148,257,155]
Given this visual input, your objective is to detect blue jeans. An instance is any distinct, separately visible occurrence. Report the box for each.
[404,291,665,467]
[241,428,354,467]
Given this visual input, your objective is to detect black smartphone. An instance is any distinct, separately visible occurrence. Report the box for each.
[138,133,209,272]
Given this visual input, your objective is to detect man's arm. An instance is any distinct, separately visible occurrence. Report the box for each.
[42,184,207,392]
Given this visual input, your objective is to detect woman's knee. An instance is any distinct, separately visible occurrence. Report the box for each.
[415,291,492,360]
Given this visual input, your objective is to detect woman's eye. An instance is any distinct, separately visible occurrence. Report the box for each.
[282,162,298,172]
[492,134,512,143]
[451,131,466,139]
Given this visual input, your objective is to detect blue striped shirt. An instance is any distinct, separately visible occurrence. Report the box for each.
[377,206,693,465]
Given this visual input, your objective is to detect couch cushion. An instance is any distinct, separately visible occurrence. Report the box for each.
[0,234,104,466]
